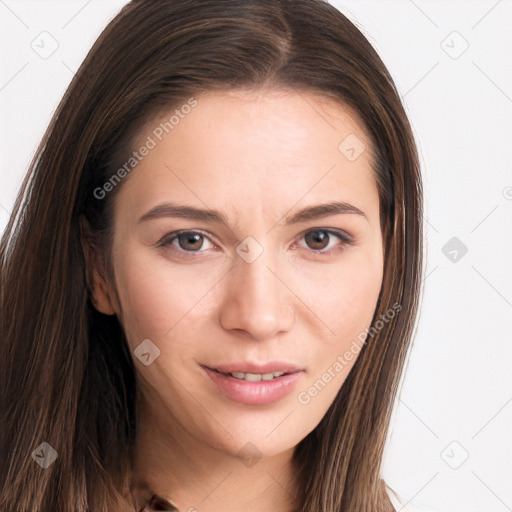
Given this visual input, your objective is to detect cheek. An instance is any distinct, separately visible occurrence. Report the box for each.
[294,254,383,418]
[112,247,217,350]
[303,249,383,345]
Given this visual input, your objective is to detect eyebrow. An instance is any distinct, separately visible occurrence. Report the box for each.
[137,200,368,226]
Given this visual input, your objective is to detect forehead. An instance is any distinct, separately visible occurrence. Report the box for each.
[114,88,379,227]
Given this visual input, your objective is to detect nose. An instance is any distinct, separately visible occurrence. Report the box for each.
[218,243,295,341]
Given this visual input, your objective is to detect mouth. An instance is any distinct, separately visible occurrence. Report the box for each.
[203,361,303,380]
[200,363,304,405]
[208,368,293,382]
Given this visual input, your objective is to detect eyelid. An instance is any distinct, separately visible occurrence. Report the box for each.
[156,229,217,249]
[292,228,353,252]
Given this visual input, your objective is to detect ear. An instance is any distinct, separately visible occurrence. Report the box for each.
[79,215,117,316]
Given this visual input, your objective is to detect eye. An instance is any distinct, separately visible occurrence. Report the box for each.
[157,230,216,255]
[157,228,352,258]
[297,228,352,254]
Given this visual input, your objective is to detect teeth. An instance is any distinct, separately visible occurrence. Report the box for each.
[228,371,285,381]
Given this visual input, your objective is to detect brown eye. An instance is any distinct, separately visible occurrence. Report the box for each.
[301,229,352,254]
[176,232,204,251]
[158,230,215,255]
[304,230,331,250]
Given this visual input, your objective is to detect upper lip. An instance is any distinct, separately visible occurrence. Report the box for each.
[204,361,303,375]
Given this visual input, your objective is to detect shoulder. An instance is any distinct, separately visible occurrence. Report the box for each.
[386,484,440,512]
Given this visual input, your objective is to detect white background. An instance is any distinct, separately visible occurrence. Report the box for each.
[1,1,511,511]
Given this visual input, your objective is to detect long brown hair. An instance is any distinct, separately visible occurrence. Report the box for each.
[0,1,423,510]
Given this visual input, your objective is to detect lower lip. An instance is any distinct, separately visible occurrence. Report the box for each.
[202,366,303,405]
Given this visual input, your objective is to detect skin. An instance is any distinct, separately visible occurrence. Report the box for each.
[88,88,384,512]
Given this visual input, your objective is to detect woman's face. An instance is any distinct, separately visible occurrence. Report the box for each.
[94,88,384,458]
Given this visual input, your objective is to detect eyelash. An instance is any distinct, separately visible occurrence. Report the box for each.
[156,228,353,258]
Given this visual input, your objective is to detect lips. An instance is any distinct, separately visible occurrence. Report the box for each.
[201,364,304,405]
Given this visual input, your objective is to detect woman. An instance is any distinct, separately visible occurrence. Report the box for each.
[0,1,432,511]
